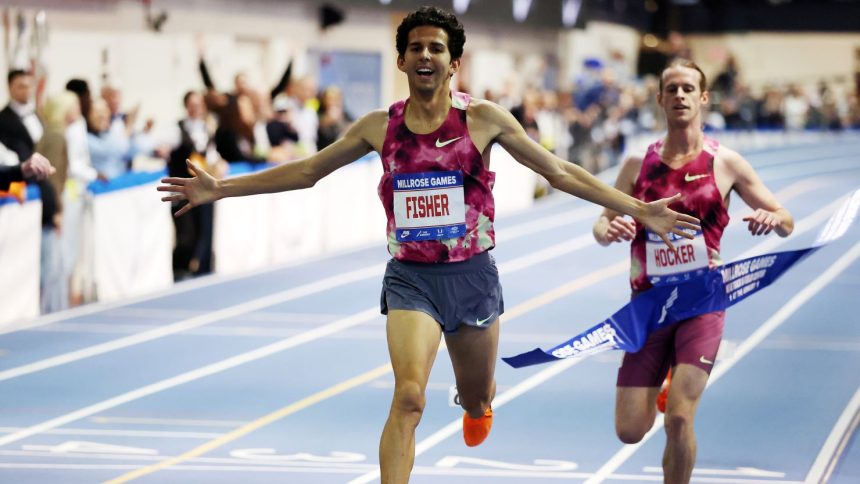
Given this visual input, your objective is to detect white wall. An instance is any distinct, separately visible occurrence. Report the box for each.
[1,0,571,125]
[687,32,860,92]
[560,21,641,87]
[1,0,397,124]
[465,20,560,99]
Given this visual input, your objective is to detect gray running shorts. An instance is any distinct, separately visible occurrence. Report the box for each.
[380,251,504,333]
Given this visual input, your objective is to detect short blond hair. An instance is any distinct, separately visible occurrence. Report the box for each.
[39,91,79,132]
[659,59,707,93]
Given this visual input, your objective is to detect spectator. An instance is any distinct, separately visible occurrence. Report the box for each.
[37,92,81,312]
[168,91,222,279]
[197,37,293,116]
[0,146,54,191]
[782,84,809,131]
[214,94,267,164]
[281,75,319,153]
[101,82,156,164]
[317,85,353,151]
[0,70,63,313]
[267,96,301,158]
[757,86,784,129]
[66,79,93,120]
[87,98,132,179]
[37,92,78,213]
[62,79,100,307]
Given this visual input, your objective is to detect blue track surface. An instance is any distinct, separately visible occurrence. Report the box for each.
[0,139,858,483]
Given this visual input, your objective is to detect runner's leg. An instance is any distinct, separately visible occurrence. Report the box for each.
[445,319,499,417]
[662,363,708,484]
[616,385,661,443]
[379,309,441,484]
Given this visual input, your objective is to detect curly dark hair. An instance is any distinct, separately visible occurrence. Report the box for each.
[395,6,466,60]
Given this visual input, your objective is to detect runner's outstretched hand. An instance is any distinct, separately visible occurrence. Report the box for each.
[639,193,701,249]
[157,159,219,217]
[602,216,637,244]
[742,208,783,236]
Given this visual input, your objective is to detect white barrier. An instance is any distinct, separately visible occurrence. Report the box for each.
[90,180,174,302]
[0,144,541,327]
[624,129,859,159]
[0,195,41,325]
[213,147,539,275]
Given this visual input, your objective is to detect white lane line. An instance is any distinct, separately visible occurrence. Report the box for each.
[0,427,223,439]
[498,205,599,242]
[0,462,812,481]
[0,241,384,336]
[0,195,598,380]
[348,191,855,484]
[0,449,810,482]
[0,178,828,383]
[584,241,860,484]
[0,232,612,450]
[0,221,603,383]
[805,386,860,483]
[87,307,349,323]
[0,189,584,336]
[28,323,339,337]
[0,265,382,383]
[346,260,630,484]
[0,308,381,448]
[88,416,247,427]
[2,180,844,463]
[2,145,847,338]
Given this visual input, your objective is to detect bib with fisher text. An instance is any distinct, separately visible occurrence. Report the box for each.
[393,170,466,242]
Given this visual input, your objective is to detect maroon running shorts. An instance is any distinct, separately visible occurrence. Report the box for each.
[617,311,725,387]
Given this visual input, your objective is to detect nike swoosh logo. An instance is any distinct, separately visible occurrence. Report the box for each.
[699,355,714,365]
[685,173,710,182]
[435,136,463,148]
[476,312,495,326]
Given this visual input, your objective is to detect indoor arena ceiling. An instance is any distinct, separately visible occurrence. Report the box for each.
[312,0,860,32]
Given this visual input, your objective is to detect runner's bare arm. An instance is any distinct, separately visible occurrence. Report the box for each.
[723,148,794,237]
[158,109,388,217]
[470,100,699,245]
[593,155,641,246]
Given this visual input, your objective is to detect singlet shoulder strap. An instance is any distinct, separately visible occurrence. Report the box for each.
[703,134,720,155]
[645,139,663,160]
[388,99,407,120]
[451,91,471,111]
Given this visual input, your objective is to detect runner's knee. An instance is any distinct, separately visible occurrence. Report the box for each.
[616,422,650,444]
[391,380,426,421]
[664,411,693,441]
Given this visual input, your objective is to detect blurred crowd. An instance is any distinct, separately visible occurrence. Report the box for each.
[2,40,859,314]
[0,41,355,314]
[485,54,860,175]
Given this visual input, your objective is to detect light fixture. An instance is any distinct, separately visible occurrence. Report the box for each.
[562,0,582,27]
[512,0,532,22]
[453,0,470,14]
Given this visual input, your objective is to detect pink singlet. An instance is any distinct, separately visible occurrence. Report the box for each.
[378,92,496,263]
[619,135,730,385]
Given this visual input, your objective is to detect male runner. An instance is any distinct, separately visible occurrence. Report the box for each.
[159,7,698,483]
[593,59,794,484]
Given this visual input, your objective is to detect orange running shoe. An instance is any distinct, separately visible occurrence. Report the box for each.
[463,407,493,447]
[656,369,672,413]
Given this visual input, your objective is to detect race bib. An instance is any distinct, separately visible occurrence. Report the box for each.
[646,228,709,285]
[393,170,466,242]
